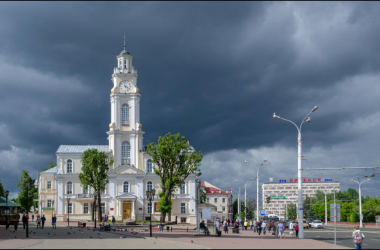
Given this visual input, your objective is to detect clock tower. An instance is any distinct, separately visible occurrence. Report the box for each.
[107,38,144,169]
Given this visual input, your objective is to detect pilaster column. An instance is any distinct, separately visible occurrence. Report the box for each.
[118,200,122,217]
[132,200,135,219]
[130,97,136,130]
[115,96,120,130]
[57,179,63,214]
[115,134,122,167]
[130,133,136,166]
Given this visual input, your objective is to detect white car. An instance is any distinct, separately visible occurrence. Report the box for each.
[310,220,324,229]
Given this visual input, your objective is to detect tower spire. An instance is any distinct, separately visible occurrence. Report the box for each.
[124,32,126,50]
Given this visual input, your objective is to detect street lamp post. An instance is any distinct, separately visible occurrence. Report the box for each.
[67,197,71,226]
[236,179,253,221]
[245,159,267,220]
[5,190,9,230]
[146,188,156,237]
[25,181,30,238]
[94,195,97,229]
[273,106,318,239]
[351,178,370,228]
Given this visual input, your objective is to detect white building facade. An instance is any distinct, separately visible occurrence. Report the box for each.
[201,181,233,222]
[262,178,340,218]
[37,45,197,224]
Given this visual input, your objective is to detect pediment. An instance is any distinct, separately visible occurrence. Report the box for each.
[108,165,145,175]
[117,192,138,199]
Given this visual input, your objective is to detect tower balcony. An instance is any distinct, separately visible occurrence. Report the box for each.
[113,67,137,74]
[122,158,130,165]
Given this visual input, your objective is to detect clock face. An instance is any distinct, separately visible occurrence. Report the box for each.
[120,81,131,92]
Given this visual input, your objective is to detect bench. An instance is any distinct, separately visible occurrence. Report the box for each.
[78,221,86,228]
[100,224,111,231]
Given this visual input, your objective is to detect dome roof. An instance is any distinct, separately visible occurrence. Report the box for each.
[119,49,130,56]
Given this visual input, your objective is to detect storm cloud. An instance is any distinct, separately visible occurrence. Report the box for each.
[0,2,380,199]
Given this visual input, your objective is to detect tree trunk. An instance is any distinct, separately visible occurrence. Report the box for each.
[160,211,167,223]
[91,196,95,221]
[98,192,102,222]
[168,212,171,222]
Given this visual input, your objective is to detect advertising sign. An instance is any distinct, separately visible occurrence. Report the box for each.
[278,178,333,183]
[154,202,160,212]
[202,208,211,220]
[260,209,265,216]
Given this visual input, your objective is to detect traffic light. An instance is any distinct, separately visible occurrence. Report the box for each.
[266,196,271,203]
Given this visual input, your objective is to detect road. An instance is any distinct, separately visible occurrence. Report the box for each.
[303,226,380,249]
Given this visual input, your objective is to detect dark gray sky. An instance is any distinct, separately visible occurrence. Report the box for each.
[1,2,379,201]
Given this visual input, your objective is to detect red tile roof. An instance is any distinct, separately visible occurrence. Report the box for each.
[205,187,227,195]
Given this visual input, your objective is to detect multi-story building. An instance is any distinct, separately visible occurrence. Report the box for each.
[262,178,340,218]
[201,181,233,221]
[37,43,198,224]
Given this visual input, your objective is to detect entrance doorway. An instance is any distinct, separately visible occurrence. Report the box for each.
[122,203,131,220]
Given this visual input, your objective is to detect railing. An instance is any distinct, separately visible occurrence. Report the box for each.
[41,188,56,193]
[113,67,137,74]
[122,158,130,165]
[122,119,129,126]
[77,194,94,199]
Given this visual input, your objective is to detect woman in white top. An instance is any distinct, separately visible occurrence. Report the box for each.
[289,221,294,237]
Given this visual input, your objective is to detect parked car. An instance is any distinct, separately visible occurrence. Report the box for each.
[296,218,309,229]
[310,220,324,229]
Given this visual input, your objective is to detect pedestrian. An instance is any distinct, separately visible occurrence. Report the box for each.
[262,220,267,235]
[289,221,294,238]
[352,226,365,249]
[215,218,220,235]
[41,214,46,229]
[32,214,35,222]
[22,214,27,229]
[241,220,244,230]
[295,223,299,238]
[223,219,229,233]
[112,215,116,231]
[267,220,272,234]
[249,220,253,230]
[254,219,257,233]
[37,216,41,229]
[227,219,230,226]
[257,220,262,235]
[278,220,285,239]
[244,220,248,230]
[274,220,279,238]
[52,214,57,229]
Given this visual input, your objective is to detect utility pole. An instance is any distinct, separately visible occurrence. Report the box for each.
[334,186,336,246]
[325,192,327,226]
[351,178,370,228]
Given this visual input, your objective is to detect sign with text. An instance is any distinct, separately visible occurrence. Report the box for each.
[202,208,211,220]
[269,196,286,199]
[278,178,333,183]
[330,203,341,222]
[260,209,265,216]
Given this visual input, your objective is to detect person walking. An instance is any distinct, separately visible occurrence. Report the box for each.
[278,220,285,239]
[295,223,299,238]
[32,214,35,222]
[215,218,220,235]
[240,220,244,231]
[112,215,116,231]
[36,216,41,229]
[41,214,46,229]
[227,219,230,227]
[249,220,253,231]
[223,219,229,233]
[244,220,248,230]
[253,219,257,233]
[289,221,294,238]
[22,214,27,229]
[52,214,57,229]
[257,220,262,236]
[352,226,365,249]
[274,220,279,238]
[262,220,267,235]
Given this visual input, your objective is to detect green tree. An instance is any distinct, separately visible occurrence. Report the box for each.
[245,199,256,220]
[285,203,297,220]
[232,199,245,220]
[42,162,57,172]
[79,149,113,222]
[200,189,206,204]
[16,170,38,212]
[0,178,4,197]
[146,132,202,223]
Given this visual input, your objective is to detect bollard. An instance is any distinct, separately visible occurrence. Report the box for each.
[187,227,188,232]
[171,227,172,232]
[167,226,170,232]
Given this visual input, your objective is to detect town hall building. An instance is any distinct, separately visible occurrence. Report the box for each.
[37,42,198,224]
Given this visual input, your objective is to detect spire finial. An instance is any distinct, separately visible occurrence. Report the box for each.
[124,32,126,50]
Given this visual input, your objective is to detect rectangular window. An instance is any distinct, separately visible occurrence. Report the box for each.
[68,203,72,214]
[181,217,186,223]
[222,206,225,211]
[214,198,217,203]
[84,203,89,214]
[181,203,186,214]
[101,203,105,214]
[206,198,209,203]
[222,198,225,203]
[180,184,185,194]
[147,203,152,214]
[47,181,52,189]
[47,200,52,208]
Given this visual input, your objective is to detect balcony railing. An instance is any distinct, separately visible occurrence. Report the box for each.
[113,67,137,74]
[77,194,94,199]
[122,158,130,165]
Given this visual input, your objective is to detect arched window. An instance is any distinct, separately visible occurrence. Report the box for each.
[123,181,129,193]
[124,59,127,69]
[67,182,73,194]
[122,104,129,125]
[147,160,153,173]
[122,141,130,158]
[67,159,72,173]
[147,181,153,192]
[119,59,122,68]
